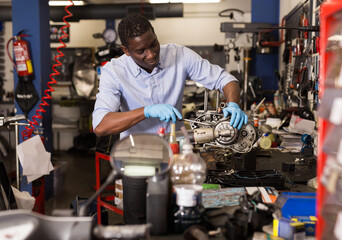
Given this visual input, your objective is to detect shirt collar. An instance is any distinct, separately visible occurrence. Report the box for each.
[158,58,165,70]
[126,57,141,77]
[127,55,164,77]
[157,52,165,70]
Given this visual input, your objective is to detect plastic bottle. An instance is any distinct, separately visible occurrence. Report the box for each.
[258,102,265,113]
[267,102,277,116]
[253,113,259,128]
[158,127,166,138]
[173,185,203,233]
[171,143,207,233]
[274,90,280,112]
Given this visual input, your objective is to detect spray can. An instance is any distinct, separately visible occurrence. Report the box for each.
[169,123,179,155]
[253,114,259,128]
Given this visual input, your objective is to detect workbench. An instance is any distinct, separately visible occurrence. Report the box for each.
[201,148,316,192]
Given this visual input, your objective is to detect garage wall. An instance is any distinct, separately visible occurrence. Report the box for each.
[2,0,251,93]
[1,0,252,150]
[3,0,310,151]
[278,0,303,73]
[1,0,305,94]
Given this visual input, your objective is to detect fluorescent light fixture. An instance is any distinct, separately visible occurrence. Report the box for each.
[49,1,85,6]
[150,0,220,3]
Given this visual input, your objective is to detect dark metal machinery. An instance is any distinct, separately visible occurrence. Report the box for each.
[188,114,260,154]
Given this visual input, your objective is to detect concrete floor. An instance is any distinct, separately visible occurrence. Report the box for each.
[45,150,124,225]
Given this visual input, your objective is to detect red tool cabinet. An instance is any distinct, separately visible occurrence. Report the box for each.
[317,0,342,238]
[95,151,123,224]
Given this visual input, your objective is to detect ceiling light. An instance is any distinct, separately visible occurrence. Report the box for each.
[49,1,85,6]
[150,0,220,3]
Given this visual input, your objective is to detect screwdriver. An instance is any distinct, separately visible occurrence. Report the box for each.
[178,118,213,126]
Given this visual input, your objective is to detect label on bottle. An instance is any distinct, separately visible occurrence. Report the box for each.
[174,185,203,207]
[170,143,179,155]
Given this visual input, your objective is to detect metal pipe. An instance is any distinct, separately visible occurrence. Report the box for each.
[79,169,118,216]
[204,89,209,113]
[9,119,30,190]
[15,124,19,190]
[243,48,250,111]
[248,82,256,99]
[0,3,183,22]
[216,90,220,111]
[180,119,212,126]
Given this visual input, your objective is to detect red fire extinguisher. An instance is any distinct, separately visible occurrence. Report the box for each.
[6,30,34,81]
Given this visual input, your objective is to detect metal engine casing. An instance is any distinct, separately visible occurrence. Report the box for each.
[190,113,260,153]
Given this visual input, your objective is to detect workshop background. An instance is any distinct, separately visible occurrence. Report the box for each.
[1,0,341,239]
[0,0,303,151]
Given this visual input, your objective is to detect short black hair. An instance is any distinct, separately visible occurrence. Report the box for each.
[118,13,154,47]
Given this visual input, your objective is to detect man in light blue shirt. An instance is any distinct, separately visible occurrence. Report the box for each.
[92,13,248,224]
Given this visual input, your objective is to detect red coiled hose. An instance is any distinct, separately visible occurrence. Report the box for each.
[21,0,74,140]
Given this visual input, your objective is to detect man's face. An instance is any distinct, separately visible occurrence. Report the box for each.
[121,28,160,73]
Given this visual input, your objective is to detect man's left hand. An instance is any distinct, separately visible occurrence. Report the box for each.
[222,102,248,130]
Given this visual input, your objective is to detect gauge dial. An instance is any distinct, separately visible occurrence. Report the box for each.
[103,28,117,44]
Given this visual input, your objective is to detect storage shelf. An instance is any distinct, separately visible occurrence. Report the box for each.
[317,1,342,238]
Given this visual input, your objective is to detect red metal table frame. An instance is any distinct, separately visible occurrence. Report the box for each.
[95,151,123,224]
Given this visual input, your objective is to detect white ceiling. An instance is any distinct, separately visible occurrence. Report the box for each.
[0,0,152,6]
[86,0,148,3]
[0,0,10,6]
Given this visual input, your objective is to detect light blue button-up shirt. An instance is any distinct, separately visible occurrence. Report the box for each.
[92,43,237,139]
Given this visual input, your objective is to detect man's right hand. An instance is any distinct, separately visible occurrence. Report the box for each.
[144,104,182,123]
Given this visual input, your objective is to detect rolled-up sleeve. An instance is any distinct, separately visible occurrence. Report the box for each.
[92,65,121,130]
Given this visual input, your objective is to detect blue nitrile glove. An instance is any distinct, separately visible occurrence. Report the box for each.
[144,104,183,123]
[222,102,248,130]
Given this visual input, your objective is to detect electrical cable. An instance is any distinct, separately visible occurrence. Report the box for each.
[232,173,282,180]
[6,37,19,74]
[7,127,12,208]
[218,8,244,18]
[206,169,292,189]
[21,1,74,140]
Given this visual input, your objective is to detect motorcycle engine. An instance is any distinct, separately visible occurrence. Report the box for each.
[190,113,260,153]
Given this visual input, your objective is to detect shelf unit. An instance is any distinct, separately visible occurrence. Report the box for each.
[317,0,342,239]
